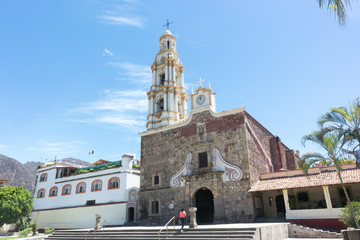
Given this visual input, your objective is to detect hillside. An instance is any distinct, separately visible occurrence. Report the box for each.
[0,154,40,193]
[0,154,90,193]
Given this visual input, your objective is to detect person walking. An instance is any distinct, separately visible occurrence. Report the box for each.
[179,208,186,232]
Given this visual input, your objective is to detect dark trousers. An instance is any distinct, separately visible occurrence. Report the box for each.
[180,218,185,229]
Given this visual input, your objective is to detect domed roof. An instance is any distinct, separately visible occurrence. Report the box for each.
[162,29,173,36]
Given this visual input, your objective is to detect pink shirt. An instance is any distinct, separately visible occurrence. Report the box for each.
[179,211,186,218]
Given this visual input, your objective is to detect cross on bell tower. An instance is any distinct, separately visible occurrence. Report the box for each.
[163,18,173,30]
[198,77,205,87]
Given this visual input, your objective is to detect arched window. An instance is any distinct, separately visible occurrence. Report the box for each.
[49,186,58,197]
[37,188,45,198]
[155,98,164,114]
[160,73,165,85]
[62,184,71,195]
[39,173,48,182]
[108,177,120,190]
[91,180,102,192]
[76,182,86,194]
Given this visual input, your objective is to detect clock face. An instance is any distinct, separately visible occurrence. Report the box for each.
[196,95,206,105]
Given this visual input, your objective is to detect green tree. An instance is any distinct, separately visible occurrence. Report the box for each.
[318,97,360,167]
[0,186,33,226]
[339,200,360,228]
[300,130,360,229]
[317,0,354,25]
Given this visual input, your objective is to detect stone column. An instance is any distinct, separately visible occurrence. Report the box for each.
[189,207,197,229]
[180,71,184,89]
[172,64,176,83]
[149,97,154,115]
[165,65,168,81]
[174,93,179,118]
[164,93,168,111]
[182,99,188,117]
[322,186,333,209]
[169,91,174,112]
[94,214,102,231]
[282,189,291,213]
[152,70,156,86]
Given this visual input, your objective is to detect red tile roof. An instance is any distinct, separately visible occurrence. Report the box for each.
[249,168,360,192]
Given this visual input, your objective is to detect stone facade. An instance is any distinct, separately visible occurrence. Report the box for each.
[138,108,299,225]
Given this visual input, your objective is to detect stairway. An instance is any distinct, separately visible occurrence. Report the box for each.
[45,227,258,240]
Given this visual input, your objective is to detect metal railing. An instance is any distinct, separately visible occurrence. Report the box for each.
[158,216,175,240]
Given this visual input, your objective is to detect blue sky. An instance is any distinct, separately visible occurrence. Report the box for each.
[0,0,359,164]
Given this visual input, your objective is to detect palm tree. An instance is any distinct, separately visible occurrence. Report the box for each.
[318,97,360,167]
[301,130,360,229]
[317,0,353,25]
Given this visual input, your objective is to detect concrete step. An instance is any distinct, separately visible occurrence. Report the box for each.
[45,228,257,240]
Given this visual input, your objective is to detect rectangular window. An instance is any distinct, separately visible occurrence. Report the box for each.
[198,152,208,168]
[339,187,352,207]
[154,176,159,185]
[151,201,159,214]
[86,200,96,206]
[297,192,309,202]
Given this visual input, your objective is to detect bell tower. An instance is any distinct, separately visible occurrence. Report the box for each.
[147,26,188,130]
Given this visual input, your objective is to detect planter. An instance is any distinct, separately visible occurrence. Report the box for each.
[341,229,360,240]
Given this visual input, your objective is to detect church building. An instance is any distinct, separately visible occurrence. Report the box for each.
[138,28,300,225]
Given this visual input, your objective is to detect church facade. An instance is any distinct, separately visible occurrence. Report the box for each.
[138,29,300,225]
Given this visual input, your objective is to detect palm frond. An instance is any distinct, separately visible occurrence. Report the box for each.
[331,107,353,126]
[318,0,351,25]
[300,152,326,175]
[318,111,348,127]
[301,129,329,149]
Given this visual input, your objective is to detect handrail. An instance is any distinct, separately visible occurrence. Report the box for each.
[158,216,175,240]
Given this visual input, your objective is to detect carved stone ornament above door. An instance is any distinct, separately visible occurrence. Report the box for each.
[212,148,242,182]
[170,153,193,188]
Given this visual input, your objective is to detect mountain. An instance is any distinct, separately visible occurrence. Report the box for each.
[0,154,91,193]
[0,154,41,193]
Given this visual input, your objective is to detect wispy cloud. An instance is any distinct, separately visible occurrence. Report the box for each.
[103,48,114,56]
[26,140,85,157]
[0,144,7,150]
[108,62,151,85]
[69,89,147,128]
[98,1,145,28]
[99,15,144,28]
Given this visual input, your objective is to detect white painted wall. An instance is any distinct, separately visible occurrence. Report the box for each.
[31,203,127,229]
[34,166,139,210]
[32,155,140,229]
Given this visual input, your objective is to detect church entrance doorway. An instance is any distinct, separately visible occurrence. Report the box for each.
[128,207,135,222]
[276,195,286,217]
[195,188,214,224]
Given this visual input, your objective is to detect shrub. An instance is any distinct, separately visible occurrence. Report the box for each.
[31,222,38,235]
[339,201,360,228]
[19,227,32,237]
[20,220,31,231]
[89,168,95,172]
[44,227,56,235]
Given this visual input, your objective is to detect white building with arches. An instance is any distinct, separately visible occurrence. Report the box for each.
[31,153,140,230]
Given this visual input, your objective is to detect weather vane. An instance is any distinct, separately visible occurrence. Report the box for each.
[163,18,173,30]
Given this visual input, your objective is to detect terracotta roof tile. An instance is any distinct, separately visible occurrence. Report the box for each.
[249,168,360,192]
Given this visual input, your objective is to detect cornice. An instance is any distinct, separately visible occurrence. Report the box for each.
[140,106,246,136]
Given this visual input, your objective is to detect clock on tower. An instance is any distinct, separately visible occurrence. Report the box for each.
[190,79,216,112]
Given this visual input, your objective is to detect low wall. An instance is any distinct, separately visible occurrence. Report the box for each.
[31,202,127,229]
[257,223,289,240]
[289,223,341,238]
[288,218,346,231]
